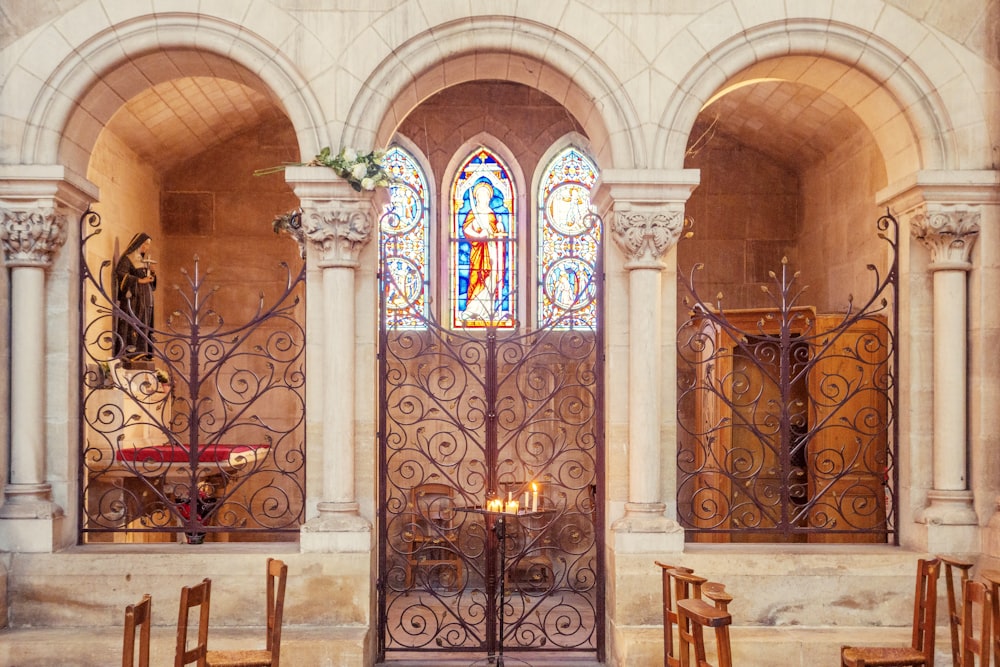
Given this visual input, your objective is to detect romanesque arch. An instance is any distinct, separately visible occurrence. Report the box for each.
[654,18,979,178]
[340,16,642,172]
[12,10,327,177]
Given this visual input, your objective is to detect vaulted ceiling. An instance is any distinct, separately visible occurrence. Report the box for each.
[104,77,285,173]
[102,55,874,175]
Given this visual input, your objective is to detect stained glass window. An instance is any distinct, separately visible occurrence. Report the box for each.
[380,146,430,329]
[450,148,516,329]
[537,147,600,328]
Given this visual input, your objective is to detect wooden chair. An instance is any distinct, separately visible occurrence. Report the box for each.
[940,556,976,667]
[655,562,695,667]
[123,593,152,667]
[206,558,288,667]
[960,579,992,667]
[677,597,733,667]
[670,568,708,667]
[176,578,212,667]
[981,570,1000,667]
[405,483,463,589]
[840,557,941,667]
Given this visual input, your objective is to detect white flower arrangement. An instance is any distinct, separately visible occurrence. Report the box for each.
[255,146,393,192]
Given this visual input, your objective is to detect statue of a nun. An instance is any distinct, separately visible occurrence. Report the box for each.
[114,232,157,361]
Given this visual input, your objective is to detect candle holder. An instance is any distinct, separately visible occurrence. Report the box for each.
[457,503,554,667]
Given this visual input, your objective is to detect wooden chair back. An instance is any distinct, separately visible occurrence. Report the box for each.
[670,567,709,667]
[123,593,152,667]
[677,597,733,667]
[176,578,212,667]
[205,558,288,667]
[941,555,975,667]
[840,557,941,667]
[265,558,288,660]
[406,484,463,589]
[911,557,941,663]
[981,570,1000,667]
[961,579,992,667]
[655,562,694,667]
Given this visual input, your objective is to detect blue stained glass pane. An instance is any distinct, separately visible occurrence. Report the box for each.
[381,146,430,329]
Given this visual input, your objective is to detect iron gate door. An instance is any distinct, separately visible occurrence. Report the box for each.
[377,316,604,660]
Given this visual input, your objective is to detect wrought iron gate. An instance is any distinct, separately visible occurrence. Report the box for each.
[376,279,605,660]
[79,209,306,543]
[676,212,898,543]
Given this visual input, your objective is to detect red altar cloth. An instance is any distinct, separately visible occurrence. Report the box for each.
[116,443,269,463]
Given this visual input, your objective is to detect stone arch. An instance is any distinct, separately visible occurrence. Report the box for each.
[16,12,326,179]
[340,16,643,172]
[656,19,971,180]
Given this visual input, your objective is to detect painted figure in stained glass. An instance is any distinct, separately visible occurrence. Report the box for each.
[462,181,508,323]
[452,148,515,328]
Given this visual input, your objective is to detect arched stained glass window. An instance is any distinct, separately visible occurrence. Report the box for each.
[537,146,600,328]
[451,148,516,329]
[381,146,430,329]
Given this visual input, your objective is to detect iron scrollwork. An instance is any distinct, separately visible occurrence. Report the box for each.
[79,208,306,542]
[677,212,899,543]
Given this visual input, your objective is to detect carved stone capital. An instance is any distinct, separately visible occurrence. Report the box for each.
[302,205,374,268]
[591,169,698,269]
[910,207,980,270]
[610,208,684,267]
[0,207,68,267]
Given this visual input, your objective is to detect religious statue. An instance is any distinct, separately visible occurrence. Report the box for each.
[114,232,157,362]
[462,181,508,323]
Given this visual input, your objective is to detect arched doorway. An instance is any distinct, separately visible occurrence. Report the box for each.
[375,128,605,662]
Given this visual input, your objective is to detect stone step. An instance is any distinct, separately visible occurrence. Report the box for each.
[0,624,960,667]
[618,625,955,667]
[0,626,368,667]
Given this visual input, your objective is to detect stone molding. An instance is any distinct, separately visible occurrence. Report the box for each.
[909,207,980,270]
[0,207,68,268]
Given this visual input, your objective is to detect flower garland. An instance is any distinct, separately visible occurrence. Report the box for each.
[255,146,393,192]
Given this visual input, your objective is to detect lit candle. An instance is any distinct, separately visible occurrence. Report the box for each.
[531,483,538,513]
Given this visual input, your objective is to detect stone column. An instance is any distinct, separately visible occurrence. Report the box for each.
[0,167,96,552]
[0,208,67,510]
[911,206,979,526]
[287,168,377,552]
[879,170,998,554]
[592,169,698,550]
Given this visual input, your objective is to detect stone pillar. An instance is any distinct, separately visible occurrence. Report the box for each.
[879,170,998,554]
[0,209,66,508]
[592,169,699,549]
[0,164,95,551]
[287,168,376,552]
[911,207,979,525]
